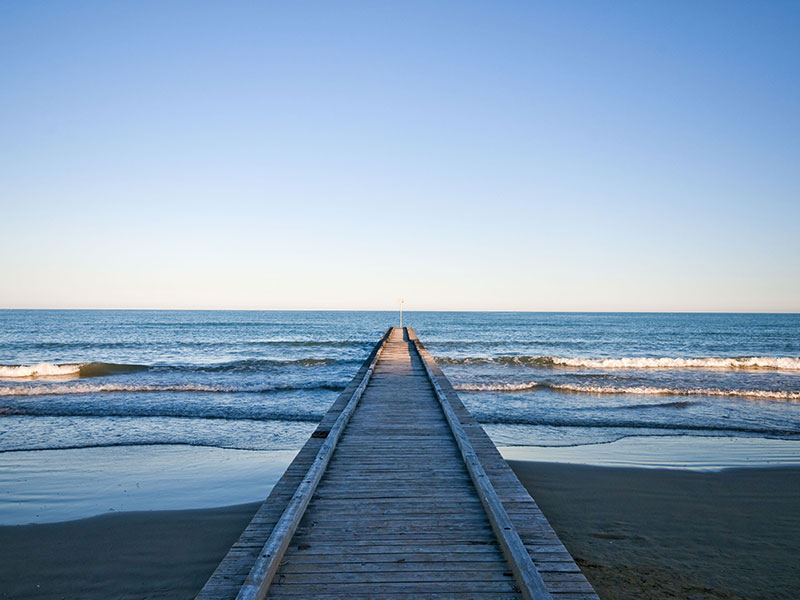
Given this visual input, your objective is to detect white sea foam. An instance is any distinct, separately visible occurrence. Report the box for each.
[455,381,800,401]
[0,382,342,397]
[549,383,800,401]
[0,383,224,396]
[0,363,82,378]
[549,356,800,370]
[439,355,800,370]
[455,382,541,392]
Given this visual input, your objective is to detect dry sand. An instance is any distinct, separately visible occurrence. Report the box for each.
[1,464,798,599]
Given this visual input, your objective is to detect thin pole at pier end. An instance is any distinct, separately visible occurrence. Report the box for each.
[398,298,404,328]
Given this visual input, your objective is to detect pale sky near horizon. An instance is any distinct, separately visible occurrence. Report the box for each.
[1,1,799,312]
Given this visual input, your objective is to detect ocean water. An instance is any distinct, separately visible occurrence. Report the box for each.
[2,310,800,523]
[1,310,800,452]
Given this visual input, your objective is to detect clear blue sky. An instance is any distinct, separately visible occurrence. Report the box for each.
[1,1,798,311]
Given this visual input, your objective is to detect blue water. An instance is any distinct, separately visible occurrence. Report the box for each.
[1,311,799,453]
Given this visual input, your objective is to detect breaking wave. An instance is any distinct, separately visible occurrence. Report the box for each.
[0,382,345,397]
[0,362,146,379]
[0,358,356,380]
[455,382,542,392]
[550,383,800,401]
[0,404,324,422]
[437,355,800,371]
[185,358,355,371]
[551,356,800,370]
[454,381,800,401]
[250,340,371,347]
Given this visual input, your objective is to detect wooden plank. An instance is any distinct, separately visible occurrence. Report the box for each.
[267,581,521,594]
[278,561,522,574]
[270,571,517,584]
[276,542,504,554]
[268,592,521,600]
[281,551,506,564]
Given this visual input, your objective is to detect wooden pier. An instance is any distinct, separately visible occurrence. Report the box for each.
[197,327,598,600]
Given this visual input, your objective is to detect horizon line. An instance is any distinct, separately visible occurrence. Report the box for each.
[1,308,798,315]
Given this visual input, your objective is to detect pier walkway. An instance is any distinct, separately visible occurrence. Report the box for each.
[197,328,597,600]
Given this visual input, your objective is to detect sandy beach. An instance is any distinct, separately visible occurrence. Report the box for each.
[0,503,260,600]
[510,462,800,600]
[1,462,798,599]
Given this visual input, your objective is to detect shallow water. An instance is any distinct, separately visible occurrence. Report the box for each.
[0,446,296,524]
[500,435,800,470]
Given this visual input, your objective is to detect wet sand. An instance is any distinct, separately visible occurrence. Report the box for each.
[0,503,260,600]
[1,464,799,599]
[509,462,800,600]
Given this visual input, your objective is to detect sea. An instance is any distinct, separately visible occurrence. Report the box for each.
[1,310,799,523]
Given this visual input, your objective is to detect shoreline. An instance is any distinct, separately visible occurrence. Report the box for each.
[1,462,798,599]
[3,435,797,526]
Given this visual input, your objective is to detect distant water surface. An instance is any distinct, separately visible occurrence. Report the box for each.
[1,310,799,451]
